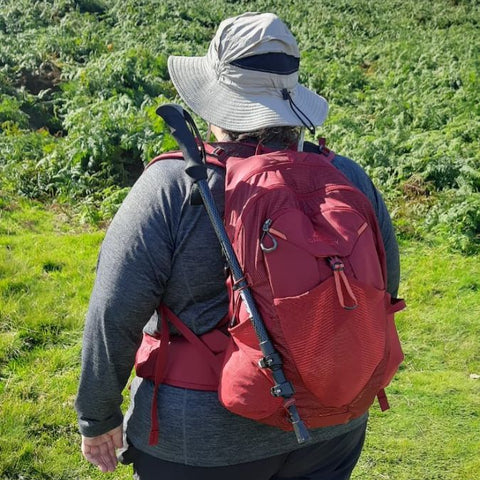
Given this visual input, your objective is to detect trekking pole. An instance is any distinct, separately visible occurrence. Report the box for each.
[156,104,310,444]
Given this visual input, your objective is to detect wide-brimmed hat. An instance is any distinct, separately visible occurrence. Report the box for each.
[167,12,328,132]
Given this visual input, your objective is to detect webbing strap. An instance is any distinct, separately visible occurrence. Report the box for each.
[161,305,221,375]
[147,305,225,445]
[149,312,169,445]
[388,298,406,314]
[377,388,390,411]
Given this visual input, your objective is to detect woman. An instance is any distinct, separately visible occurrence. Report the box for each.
[76,12,400,480]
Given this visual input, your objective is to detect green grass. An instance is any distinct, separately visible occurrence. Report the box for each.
[0,197,479,479]
[0,194,108,479]
[353,241,480,479]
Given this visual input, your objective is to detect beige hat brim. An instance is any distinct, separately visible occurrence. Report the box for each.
[168,54,329,132]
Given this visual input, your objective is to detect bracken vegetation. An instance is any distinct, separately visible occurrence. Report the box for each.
[0,0,479,249]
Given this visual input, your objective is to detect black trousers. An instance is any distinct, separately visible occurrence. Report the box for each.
[121,422,366,480]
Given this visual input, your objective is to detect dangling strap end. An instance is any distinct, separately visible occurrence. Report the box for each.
[330,257,358,310]
[377,388,390,412]
[149,428,159,446]
[148,394,160,445]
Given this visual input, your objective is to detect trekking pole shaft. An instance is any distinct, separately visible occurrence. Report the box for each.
[196,180,310,444]
[200,184,270,339]
[156,104,268,336]
[157,103,310,444]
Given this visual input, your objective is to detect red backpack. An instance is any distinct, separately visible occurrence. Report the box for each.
[135,141,405,445]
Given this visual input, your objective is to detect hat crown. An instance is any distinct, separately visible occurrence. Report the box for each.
[166,12,328,132]
[210,12,300,66]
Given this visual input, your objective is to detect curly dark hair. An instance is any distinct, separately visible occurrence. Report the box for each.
[223,126,301,147]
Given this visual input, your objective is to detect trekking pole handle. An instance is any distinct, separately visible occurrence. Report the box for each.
[156,104,208,182]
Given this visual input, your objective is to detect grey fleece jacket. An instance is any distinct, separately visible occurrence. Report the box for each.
[75,146,400,467]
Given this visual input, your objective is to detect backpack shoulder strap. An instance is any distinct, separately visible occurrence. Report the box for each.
[146,150,183,170]
[303,138,336,162]
[146,140,334,171]
[145,142,257,171]
[204,142,258,167]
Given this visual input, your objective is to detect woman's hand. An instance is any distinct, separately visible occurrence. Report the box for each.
[81,425,124,473]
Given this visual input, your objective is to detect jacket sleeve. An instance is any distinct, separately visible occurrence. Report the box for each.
[75,161,186,437]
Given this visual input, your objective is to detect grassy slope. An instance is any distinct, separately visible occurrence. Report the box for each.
[0,197,106,479]
[356,241,480,479]
[0,198,479,479]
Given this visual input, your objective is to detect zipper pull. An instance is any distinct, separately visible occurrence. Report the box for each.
[260,219,278,253]
[328,257,358,310]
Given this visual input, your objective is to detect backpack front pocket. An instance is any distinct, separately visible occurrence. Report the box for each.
[275,277,387,407]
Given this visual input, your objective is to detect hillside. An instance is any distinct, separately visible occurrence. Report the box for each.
[1,1,480,479]
[0,0,479,249]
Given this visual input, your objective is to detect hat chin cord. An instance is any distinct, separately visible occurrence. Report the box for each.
[281,88,316,136]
